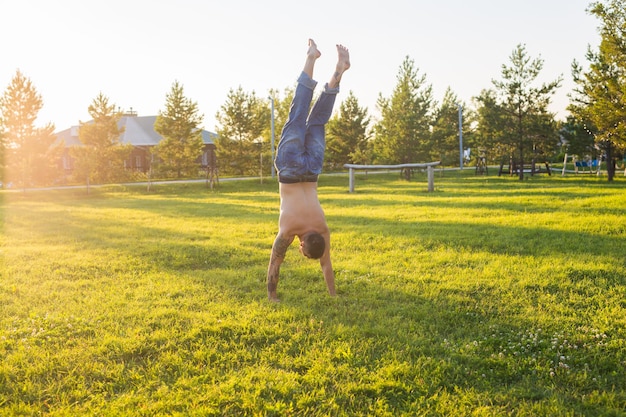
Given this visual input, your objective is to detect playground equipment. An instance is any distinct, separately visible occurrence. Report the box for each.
[343,162,441,193]
[204,150,219,189]
[475,148,488,175]
[574,159,600,174]
[498,158,551,177]
[560,153,607,176]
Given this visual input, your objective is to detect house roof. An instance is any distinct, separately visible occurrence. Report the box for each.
[55,115,217,148]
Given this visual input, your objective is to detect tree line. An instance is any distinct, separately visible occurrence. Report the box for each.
[0,75,206,188]
[213,0,626,182]
[1,0,624,188]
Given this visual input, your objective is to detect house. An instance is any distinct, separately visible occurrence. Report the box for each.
[55,113,217,174]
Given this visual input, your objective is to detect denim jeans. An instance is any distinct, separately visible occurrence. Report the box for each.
[275,72,339,183]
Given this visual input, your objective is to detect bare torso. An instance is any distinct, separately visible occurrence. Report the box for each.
[267,180,335,301]
[278,182,329,239]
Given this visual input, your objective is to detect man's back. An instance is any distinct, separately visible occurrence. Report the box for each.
[278,182,328,237]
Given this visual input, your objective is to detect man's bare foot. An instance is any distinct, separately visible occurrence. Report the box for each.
[268,295,280,303]
[303,39,321,78]
[307,38,322,60]
[336,44,350,73]
[329,44,350,88]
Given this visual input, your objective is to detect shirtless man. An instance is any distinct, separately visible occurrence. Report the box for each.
[267,39,350,302]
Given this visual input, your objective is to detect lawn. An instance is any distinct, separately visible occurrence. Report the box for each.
[1,171,625,416]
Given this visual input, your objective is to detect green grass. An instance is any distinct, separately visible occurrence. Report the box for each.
[1,171,625,416]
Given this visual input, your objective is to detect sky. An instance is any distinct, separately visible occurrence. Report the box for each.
[1,0,601,134]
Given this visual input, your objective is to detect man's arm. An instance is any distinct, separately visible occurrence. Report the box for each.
[267,234,293,302]
[319,233,336,297]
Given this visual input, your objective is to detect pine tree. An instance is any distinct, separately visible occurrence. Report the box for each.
[71,93,131,185]
[474,89,510,163]
[373,57,434,165]
[570,0,626,180]
[154,81,204,178]
[215,86,266,176]
[559,116,596,160]
[491,44,561,180]
[325,91,371,169]
[0,125,5,183]
[0,69,63,188]
[430,88,470,167]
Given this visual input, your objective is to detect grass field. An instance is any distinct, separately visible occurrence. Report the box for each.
[1,171,625,416]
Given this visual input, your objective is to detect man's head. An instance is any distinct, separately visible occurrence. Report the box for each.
[300,232,325,259]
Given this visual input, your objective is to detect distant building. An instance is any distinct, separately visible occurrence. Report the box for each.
[55,113,217,174]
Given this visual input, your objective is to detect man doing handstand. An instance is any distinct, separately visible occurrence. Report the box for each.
[267,39,350,302]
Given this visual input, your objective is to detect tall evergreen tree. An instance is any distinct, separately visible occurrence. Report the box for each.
[0,124,4,183]
[491,44,561,179]
[154,81,204,178]
[325,91,371,169]
[373,56,434,165]
[559,116,596,161]
[71,93,131,185]
[473,89,510,165]
[215,86,266,176]
[429,88,471,166]
[0,69,63,188]
[570,0,626,181]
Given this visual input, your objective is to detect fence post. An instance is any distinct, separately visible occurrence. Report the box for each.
[349,167,355,193]
[427,166,434,192]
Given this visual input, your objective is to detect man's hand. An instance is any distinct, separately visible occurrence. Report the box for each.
[267,234,293,302]
[319,248,336,297]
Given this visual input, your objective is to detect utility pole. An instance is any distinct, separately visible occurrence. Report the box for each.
[458,104,464,170]
[269,96,276,178]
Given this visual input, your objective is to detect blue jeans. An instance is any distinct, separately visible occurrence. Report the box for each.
[275,72,339,183]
